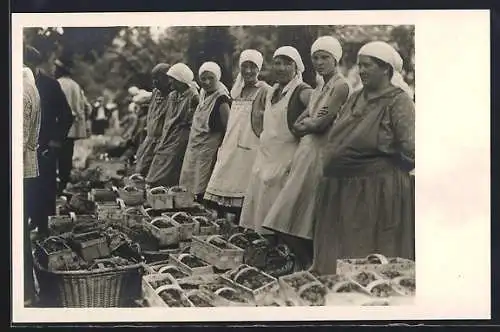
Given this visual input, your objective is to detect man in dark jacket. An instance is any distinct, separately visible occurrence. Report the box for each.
[24,45,73,237]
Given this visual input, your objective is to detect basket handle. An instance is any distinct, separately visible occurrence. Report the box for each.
[41,235,68,246]
[213,287,237,296]
[158,265,181,274]
[365,254,389,264]
[169,185,187,193]
[150,216,172,226]
[192,216,208,223]
[233,266,258,283]
[129,173,145,182]
[171,211,189,220]
[154,284,182,295]
[206,234,223,244]
[365,279,393,293]
[117,198,126,209]
[296,281,325,298]
[228,233,246,243]
[125,206,144,214]
[149,186,168,195]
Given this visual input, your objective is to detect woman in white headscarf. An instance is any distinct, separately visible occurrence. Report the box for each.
[146,63,200,187]
[312,41,415,275]
[179,61,231,200]
[204,50,271,220]
[262,36,351,271]
[239,46,313,240]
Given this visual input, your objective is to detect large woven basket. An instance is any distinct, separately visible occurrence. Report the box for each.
[33,257,144,307]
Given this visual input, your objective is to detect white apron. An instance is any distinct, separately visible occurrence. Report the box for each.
[262,74,349,239]
[179,88,227,195]
[239,79,301,234]
[204,85,265,205]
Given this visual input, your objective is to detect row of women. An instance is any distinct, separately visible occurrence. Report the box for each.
[134,36,415,276]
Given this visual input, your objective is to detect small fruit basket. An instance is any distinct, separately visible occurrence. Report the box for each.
[390,276,416,296]
[95,199,125,222]
[48,213,76,236]
[122,206,148,227]
[120,222,161,252]
[124,173,146,191]
[221,264,279,305]
[147,186,174,210]
[176,274,220,291]
[88,188,118,203]
[170,212,199,241]
[169,253,214,276]
[215,218,244,239]
[193,216,218,236]
[350,271,383,288]
[337,253,415,275]
[142,273,179,306]
[365,279,400,298]
[169,186,194,208]
[316,274,350,292]
[146,217,180,247]
[34,236,77,271]
[190,235,245,270]
[68,194,96,215]
[278,271,327,306]
[154,285,194,307]
[117,185,145,206]
[212,287,255,307]
[185,289,218,307]
[70,231,111,262]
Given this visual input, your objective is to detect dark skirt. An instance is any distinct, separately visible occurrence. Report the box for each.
[312,166,415,275]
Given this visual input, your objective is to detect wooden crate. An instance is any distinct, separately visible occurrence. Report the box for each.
[145,217,180,247]
[220,265,279,305]
[190,235,244,270]
[193,217,218,236]
[169,186,195,208]
[146,187,174,210]
[70,231,111,262]
[278,271,327,306]
[170,212,199,241]
[169,253,214,276]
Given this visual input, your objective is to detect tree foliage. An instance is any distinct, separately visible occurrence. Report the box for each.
[23,25,415,113]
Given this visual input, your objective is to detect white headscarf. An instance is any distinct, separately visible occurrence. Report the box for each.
[357,41,413,98]
[310,36,343,87]
[198,61,230,101]
[128,86,139,96]
[167,63,199,90]
[230,49,264,99]
[273,46,305,81]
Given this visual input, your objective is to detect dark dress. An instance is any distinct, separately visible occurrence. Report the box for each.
[313,86,415,275]
[33,71,73,234]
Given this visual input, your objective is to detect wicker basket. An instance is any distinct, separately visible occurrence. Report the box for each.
[145,217,180,247]
[169,186,195,208]
[118,185,145,206]
[34,236,76,271]
[34,257,144,307]
[48,213,75,236]
[170,212,199,241]
[190,235,244,270]
[147,187,174,210]
[68,194,96,215]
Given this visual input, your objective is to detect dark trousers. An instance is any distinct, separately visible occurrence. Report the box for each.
[24,178,37,302]
[58,137,74,194]
[32,149,58,235]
